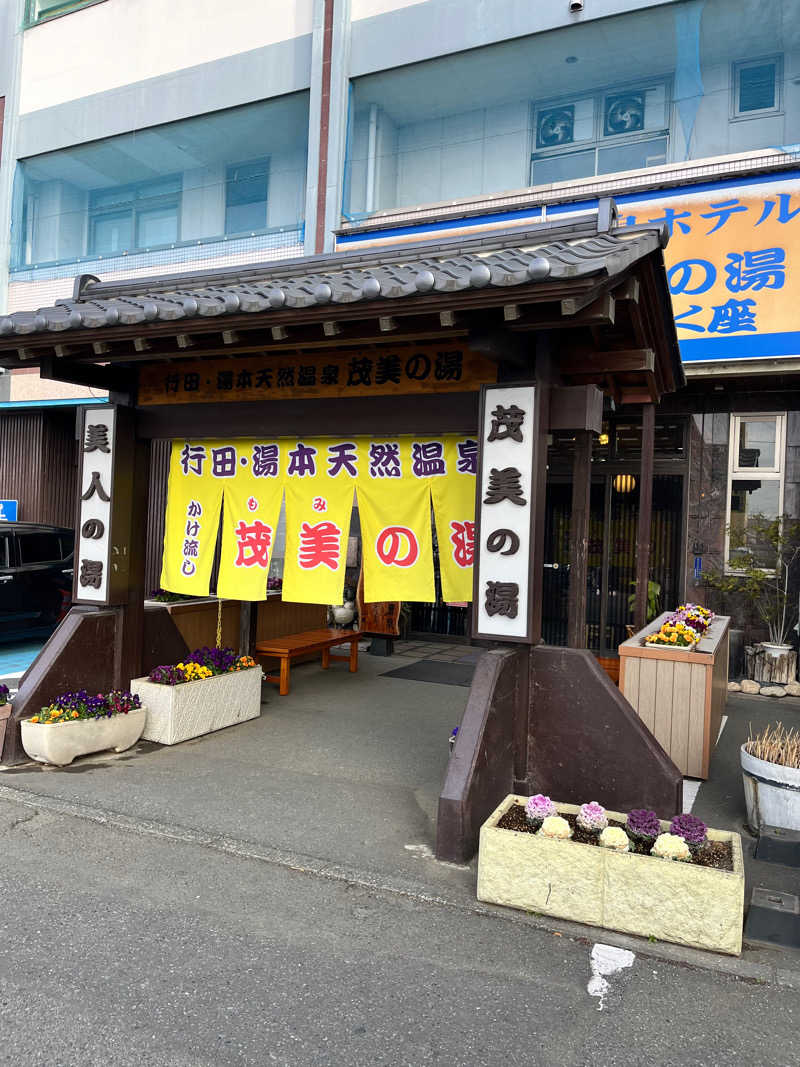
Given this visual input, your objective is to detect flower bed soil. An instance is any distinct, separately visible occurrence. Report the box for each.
[497,804,733,872]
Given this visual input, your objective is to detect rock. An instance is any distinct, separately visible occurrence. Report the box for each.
[760,685,787,698]
[785,681,800,697]
[727,681,742,692]
[740,679,761,694]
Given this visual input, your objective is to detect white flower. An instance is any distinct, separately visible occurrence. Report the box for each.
[598,826,630,852]
[537,815,573,840]
[651,832,691,862]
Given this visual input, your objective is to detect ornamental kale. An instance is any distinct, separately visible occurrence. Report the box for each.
[626,808,662,842]
[576,801,608,833]
[669,813,708,849]
[524,794,557,827]
[0,683,9,706]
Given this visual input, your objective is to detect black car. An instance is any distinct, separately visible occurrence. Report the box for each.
[0,522,74,640]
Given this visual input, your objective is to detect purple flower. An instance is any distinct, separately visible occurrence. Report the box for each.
[0,683,9,706]
[669,813,708,848]
[577,801,608,833]
[626,809,662,842]
[525,794,557,826]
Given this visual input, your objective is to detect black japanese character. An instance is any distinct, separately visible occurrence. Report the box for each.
[81,517,105,540]
[486,529,520,555]
[347,357,372,387]
[375,354,402,385]
[298,365,316,386]
[236,369,253,390]
[255,367,273,388]
[83,424,110,453]
[483,467,526,506]
[81,471,111,503]
[485,581,519,619]
[211,446,237,478]
[435,350,463,381]
[320,364,340,386]
[217,370,234,391]
[405,353,431,381]
[183,373,200,392]
[488,404,525,443]
[165,374,180,394]
[79,559,104,590]
[277,367,295,388]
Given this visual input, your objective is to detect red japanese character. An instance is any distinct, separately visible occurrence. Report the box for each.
[234,520,272,568]
[449,520,475,569]
[376,526,419,567]
[299,521,341,570]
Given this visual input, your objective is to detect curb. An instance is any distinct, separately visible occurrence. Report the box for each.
[0,778,797,988]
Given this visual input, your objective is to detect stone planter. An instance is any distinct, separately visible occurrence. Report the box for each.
[741,744,800,832]
[745,643,797,685]
[131,667,262,745]
[21,708,147,767]
[477,796,744,956]
[0,703,11,760]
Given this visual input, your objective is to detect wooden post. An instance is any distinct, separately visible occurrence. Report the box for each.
[567,430,592,648]
[113,435,151,688]
[238,602,252,656]
[634,403,655,632]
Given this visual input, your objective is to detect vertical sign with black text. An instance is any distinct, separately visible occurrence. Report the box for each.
[472,384,536,642]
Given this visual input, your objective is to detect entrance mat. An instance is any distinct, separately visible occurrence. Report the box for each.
[745,889,800,949]
[381,659,476,687]
[755,830,800,869]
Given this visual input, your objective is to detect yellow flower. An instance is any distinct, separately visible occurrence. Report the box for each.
[71,711,79,718]
[30,716,39,724]
[670,634,677,643]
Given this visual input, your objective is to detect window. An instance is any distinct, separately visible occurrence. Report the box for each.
[725,414,786,571]
[0,534,10,569]
[733,56,782,117]
[25,1,102,25]
[17,532,62,564]
[225,160,269,235]
[89,176,181,255]
[531,80,669,186]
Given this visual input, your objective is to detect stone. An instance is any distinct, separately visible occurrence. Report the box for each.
[21,707,147,767]
[132,666,262,745]
[785,682,800,698]
[760,686,787,698]
[728,681,742,692]
[478,795,744,956]
[740,679,761,694]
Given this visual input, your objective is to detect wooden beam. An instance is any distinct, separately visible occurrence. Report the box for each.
[222,330,240,345]
[176,334,196,349]
[323,320,342,337]
[561,290,615,323]
[439,310,458,327]
[92,341,112,356]
[378,316,397,332]
[467,328,531,368]
[634,403,655,632]
[40,354,134,394]
[271,325,289,341]
[567,430,593,648]
[133,337,152,353]
[549,385,603,433]
[558,349,655,376]
[503,304,522,321]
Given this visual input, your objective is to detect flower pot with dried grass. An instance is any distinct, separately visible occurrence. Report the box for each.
[741,723,800,832]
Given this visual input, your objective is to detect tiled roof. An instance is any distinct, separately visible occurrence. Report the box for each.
[0,224,665,339]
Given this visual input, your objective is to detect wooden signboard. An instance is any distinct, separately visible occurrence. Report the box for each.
[138,344,497,405]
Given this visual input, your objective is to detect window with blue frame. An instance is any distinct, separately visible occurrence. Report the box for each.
[343,0,799,219]
[25,0,103,25]
[13,93,308,269]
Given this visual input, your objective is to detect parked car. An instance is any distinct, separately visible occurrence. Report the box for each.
[0,522,74,640]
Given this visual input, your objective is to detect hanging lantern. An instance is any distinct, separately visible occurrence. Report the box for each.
[598,432,609,446]
[613,473,636,494]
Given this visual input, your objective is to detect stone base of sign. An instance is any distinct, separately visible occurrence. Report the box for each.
[477,796,744,956]
[20,708,147,767]
[132,668,262,745]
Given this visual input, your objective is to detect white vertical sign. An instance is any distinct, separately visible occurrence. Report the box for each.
[474,384,535,641]
[74,406,116,604]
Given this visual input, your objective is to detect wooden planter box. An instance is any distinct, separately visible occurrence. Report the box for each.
[618,613,730,778]
[131,667,262,745]
[477,796,744,956]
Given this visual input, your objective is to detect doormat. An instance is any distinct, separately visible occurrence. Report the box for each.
[381,660,476,687]
[754,830,800,869]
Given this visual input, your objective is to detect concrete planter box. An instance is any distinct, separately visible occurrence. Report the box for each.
[477,796,744,956]
[21,708,147,767]
[741,744,800,832]
[131,667,262,745]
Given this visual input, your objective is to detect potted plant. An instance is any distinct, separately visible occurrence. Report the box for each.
[741,723,800,833]
[478,794,744,955]
[132,646,263,745]
[0,683,11,759]
[705,514,800,685]
[20,689,146,767]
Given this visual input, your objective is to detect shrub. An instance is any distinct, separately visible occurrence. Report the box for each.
[598,826,630,852]
[626,808,662,843]
[32,689,141,725]
[0,683,9,706]
[524,794,556,828]
[537,815,572,840]
[576,801,608,834]
[651,832,691,862]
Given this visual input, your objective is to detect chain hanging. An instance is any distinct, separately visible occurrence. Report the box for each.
[216,598,223,649]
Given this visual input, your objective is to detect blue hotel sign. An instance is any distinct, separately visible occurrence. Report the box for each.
[0,500,18,522]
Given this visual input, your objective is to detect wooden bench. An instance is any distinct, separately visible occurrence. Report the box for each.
[254,628,360,696]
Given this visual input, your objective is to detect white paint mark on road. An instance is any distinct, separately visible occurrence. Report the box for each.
[717,714,728,743]
[404,843,469,870]
[587,943,636,1011]
[682,778,701,813]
